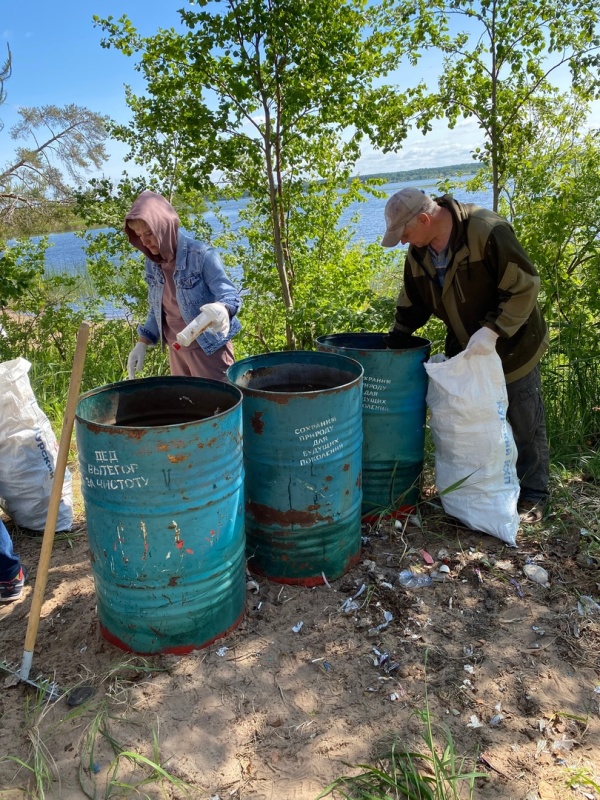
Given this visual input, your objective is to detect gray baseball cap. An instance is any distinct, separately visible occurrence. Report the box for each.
[381,188,426,247]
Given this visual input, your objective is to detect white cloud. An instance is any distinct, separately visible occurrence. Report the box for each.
[354,118,483,175]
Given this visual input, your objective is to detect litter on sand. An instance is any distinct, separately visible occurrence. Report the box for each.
[467,714,483,728]
[577,595,600,616]
[523,563,550,587]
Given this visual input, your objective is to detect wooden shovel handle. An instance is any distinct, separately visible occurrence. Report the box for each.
[23,321,90,657]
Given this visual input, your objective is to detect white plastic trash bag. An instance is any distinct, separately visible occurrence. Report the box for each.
[424,349,519,546]
[0,357,73,531]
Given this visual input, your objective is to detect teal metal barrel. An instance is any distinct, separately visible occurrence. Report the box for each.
[227,351,363,586]
[75,377,245,655]
[316,333,431,521]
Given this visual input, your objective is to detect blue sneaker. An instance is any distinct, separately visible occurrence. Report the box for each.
[0,566,27,603]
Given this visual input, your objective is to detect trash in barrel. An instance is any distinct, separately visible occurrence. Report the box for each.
[75,377,245,655]
[316,333,431,521]
[227,350,363,586]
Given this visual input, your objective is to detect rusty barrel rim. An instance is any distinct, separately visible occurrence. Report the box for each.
[316,332,431,352]
[227,349,364,396]
[76,375,243,430]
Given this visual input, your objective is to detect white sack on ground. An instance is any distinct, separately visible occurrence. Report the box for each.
[0,357,73,531]
[424,349,519,546]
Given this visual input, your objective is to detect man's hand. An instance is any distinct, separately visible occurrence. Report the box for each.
[383,330,414,349]
[465,327,499,356]
[200,302,230,336]
[127,342,148,379]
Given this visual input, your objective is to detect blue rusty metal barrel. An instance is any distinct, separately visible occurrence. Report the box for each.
[227,351,363,586]
[75,377,245,655]
[316,333,431,521]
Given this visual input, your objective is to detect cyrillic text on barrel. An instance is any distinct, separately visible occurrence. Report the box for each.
[75,377,245,655]
[316,333,431,520]
[227,351,363,586]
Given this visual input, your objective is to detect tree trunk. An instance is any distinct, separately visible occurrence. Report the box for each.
[263,111,295,349]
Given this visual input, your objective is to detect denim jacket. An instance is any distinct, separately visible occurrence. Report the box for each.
[137,232,242,356]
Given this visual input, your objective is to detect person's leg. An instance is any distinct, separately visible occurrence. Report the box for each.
[0,519,21,581]
[169,342,234,380]
[185,342,234,381]
[506,364,550,519]
[197,342,235,382]
[0,518,26,602]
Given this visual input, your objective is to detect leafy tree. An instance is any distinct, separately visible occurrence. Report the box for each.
[93,0,428,350]
[507,96,600,354]
[386,0,600,210]
[0,43,45,305]
[0,104,109,234]
[0,237,47,306]
[470,89,600,453]
[0,42,110,312]
[231,173,399,354]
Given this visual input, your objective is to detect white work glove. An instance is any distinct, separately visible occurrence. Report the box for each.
[200,302,230,337]
[127,342,148,379]
[465,327,499,356]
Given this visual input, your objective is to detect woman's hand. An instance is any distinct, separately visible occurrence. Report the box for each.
[127,342,148,379]
[200,302,230,336]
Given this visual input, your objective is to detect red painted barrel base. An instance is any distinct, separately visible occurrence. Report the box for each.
[99,610,245,656]
[248,550,362,587]
[361,504,416,525]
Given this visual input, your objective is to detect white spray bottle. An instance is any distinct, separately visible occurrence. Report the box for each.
[172,309,212,350]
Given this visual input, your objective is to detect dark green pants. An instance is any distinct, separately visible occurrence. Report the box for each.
[507,364,549,502]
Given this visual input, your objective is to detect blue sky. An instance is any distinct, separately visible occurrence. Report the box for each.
[0,0,486,182]
[4,0,586,183]
[1,1,190,180]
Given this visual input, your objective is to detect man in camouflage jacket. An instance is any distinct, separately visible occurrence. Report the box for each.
[381,188,549,523]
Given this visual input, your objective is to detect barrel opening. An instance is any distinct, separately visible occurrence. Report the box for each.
[317,332,430,351]
[234,363,358,393]
[76,378,241,428]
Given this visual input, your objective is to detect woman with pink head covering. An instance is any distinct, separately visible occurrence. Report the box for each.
[125,190,242,381]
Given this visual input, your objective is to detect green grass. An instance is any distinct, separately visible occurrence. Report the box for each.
[317,655,485,800]
[316,705,485,800]
[1,685,62,800]
[0,659,189,800]
[78,704,192,800]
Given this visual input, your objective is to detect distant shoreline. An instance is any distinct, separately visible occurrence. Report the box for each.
[352,162,481,183]
[11,164,481,237]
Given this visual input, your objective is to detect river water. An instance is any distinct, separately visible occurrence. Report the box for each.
[36,178,491,281]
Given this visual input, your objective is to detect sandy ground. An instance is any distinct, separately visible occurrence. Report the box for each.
[0,466,599,800]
